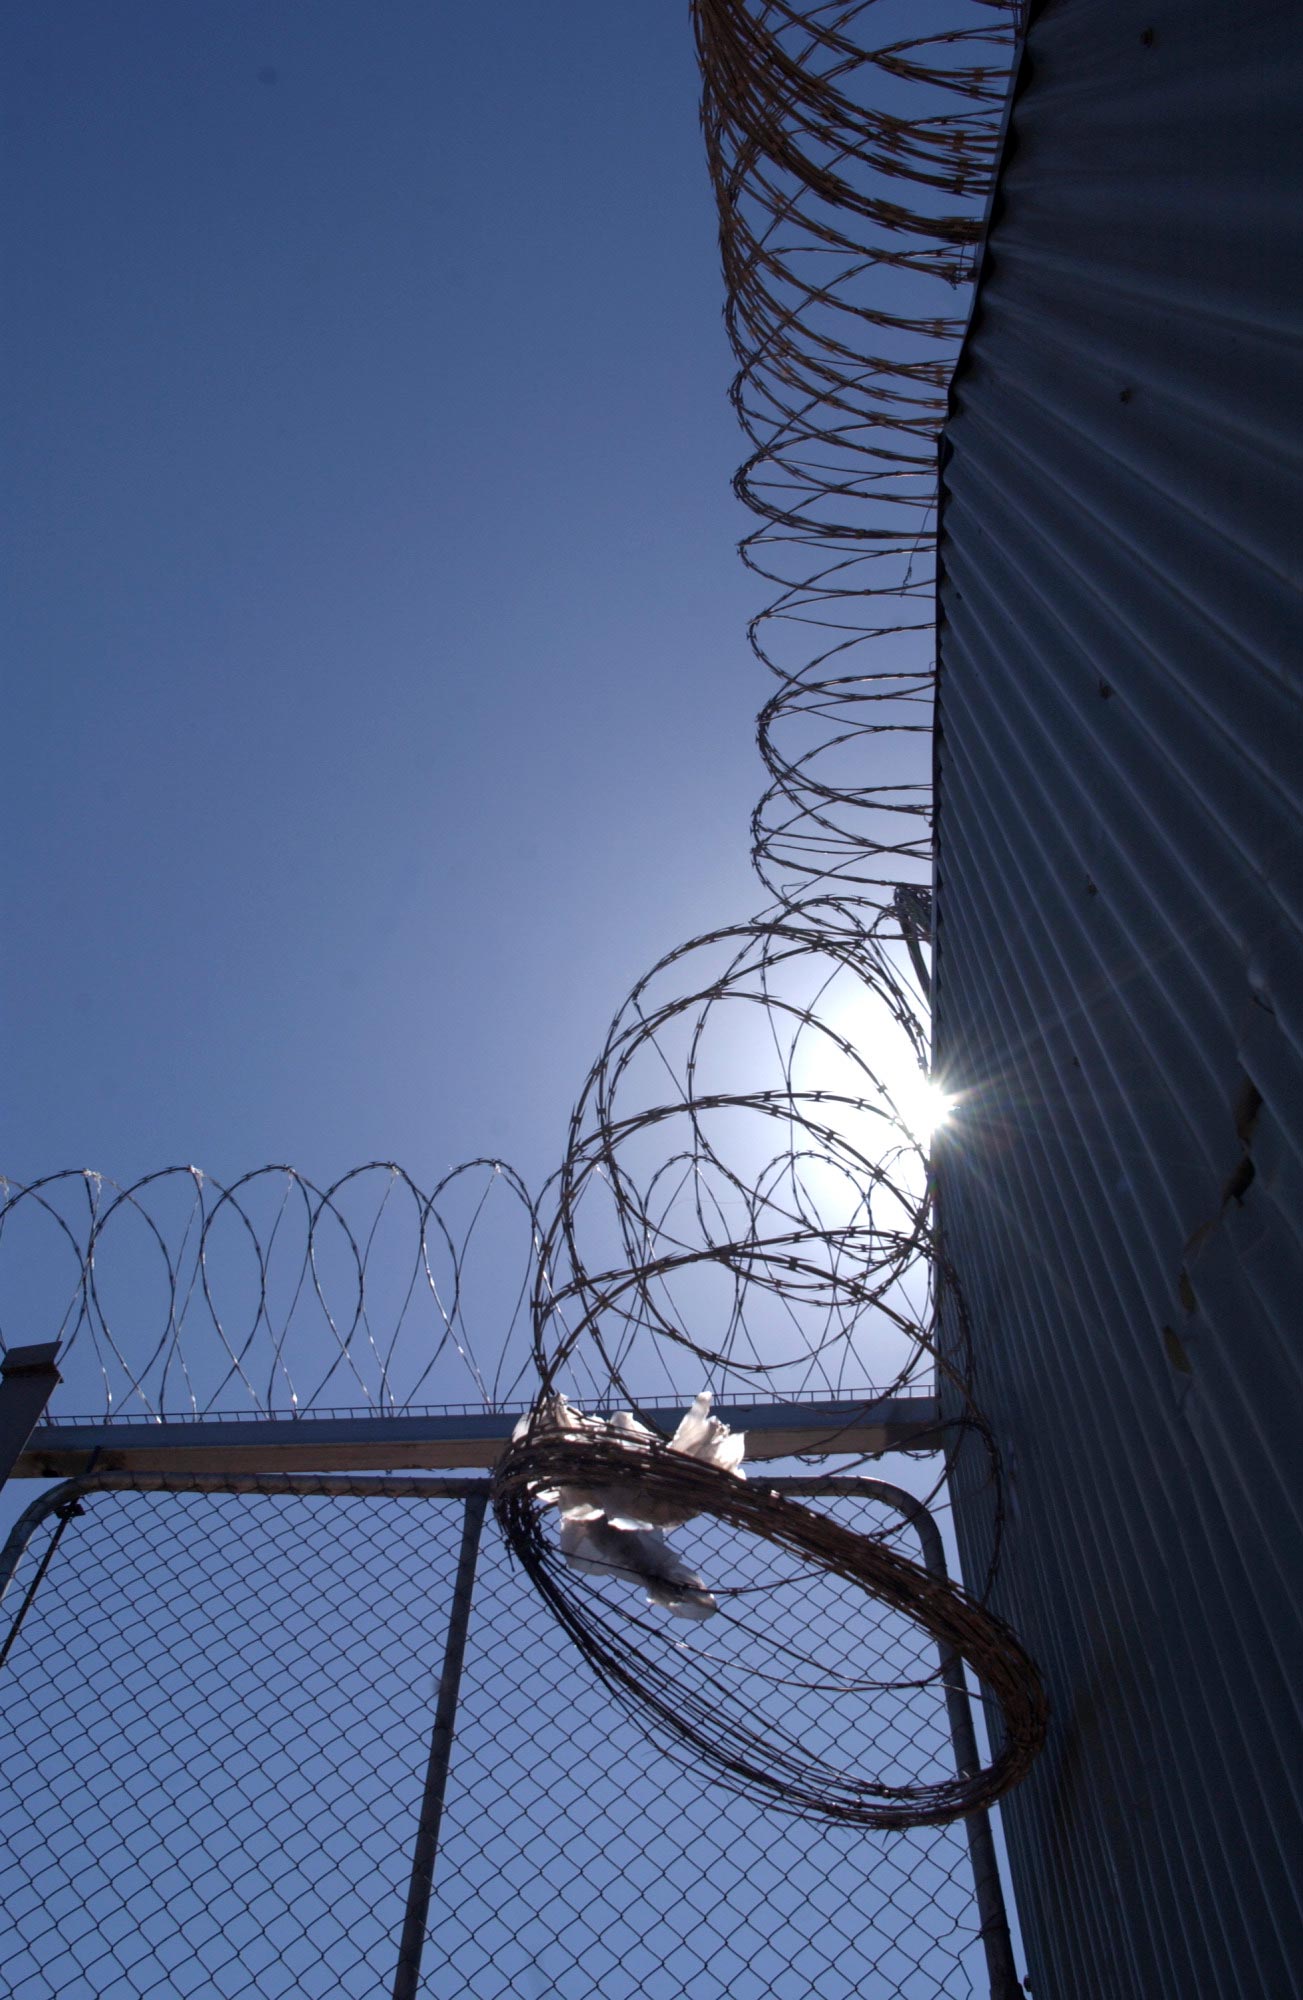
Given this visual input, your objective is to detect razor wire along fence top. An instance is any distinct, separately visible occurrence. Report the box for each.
[1,0,1026,1509]
[1,1148,949,1430]
[1,1476,1014,2000]
[2,2,1043,1994]
[2,0,1024,1442]
[0,1162,546,1422]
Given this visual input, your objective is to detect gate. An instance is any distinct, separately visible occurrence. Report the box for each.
[0,1473,1013,1998]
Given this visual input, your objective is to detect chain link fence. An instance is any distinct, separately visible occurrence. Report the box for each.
[0,1475,1008,1998]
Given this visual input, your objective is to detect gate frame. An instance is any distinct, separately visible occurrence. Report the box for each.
[0,1466,1020,1997]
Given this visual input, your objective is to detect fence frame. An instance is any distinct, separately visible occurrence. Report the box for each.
[10,1395,946,1479]
[0,1464,1019,1997]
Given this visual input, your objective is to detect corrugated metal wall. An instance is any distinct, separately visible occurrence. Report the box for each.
[933,0,1303,1994]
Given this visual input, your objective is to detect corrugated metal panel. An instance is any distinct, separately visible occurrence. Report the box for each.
[932,1,1303,1994]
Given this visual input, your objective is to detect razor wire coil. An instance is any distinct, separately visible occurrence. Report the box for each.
[493,1434,1047,1828]
[499,0,1041,1830]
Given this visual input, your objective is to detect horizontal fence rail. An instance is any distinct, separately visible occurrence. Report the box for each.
[12,1394,946,1479]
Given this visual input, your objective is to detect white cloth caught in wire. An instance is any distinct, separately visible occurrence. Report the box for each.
[513,1391,745,1619]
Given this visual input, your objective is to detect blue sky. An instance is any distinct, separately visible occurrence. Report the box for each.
[3,0,760,1196]
[0,13,1031,1981]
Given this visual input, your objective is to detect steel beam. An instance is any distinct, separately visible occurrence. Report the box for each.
[0,1345,62,1491]
[13,1395,945,1477]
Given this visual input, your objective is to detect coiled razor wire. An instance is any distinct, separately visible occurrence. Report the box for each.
[499,0,1044,1826]
[493,1434,1046,1828]
[0,1160,545,1419]
[517,0,1022,1422]
[696,0,1017,915]
[532,904,951,1409]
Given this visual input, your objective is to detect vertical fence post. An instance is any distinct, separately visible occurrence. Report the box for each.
[0,1345,61,1494]
[906,1502,1022,2000]
[391,1487,487,2000]
[0,1495,84,1673]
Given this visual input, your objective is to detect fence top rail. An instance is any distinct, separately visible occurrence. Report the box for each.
[31,1383,913,1426]
[0,1466,946,1612]
[13,1395,946,1478]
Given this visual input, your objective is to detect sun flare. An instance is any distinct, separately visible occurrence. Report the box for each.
[889,1069,958,1145]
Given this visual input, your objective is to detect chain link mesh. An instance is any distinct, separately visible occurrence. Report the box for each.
[0,1480,993,1998]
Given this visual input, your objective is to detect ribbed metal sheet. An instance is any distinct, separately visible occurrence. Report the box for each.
[933,1,1303,1994]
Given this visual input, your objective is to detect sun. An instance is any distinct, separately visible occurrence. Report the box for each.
[786,975,960,1152]
[887,1067,959,1145]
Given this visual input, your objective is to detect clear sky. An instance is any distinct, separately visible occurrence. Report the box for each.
[3,0,761,1198]
[0,15,1030,1984]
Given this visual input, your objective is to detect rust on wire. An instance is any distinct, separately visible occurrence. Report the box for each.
[492,1431,1047,1827]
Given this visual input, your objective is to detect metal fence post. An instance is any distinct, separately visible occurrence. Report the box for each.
[391,1487,487,2000]
[0,1345,61,1494]
[878,1487,1022,2000]
[790,1475,1022,1999]
[0,1495,83,1672]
